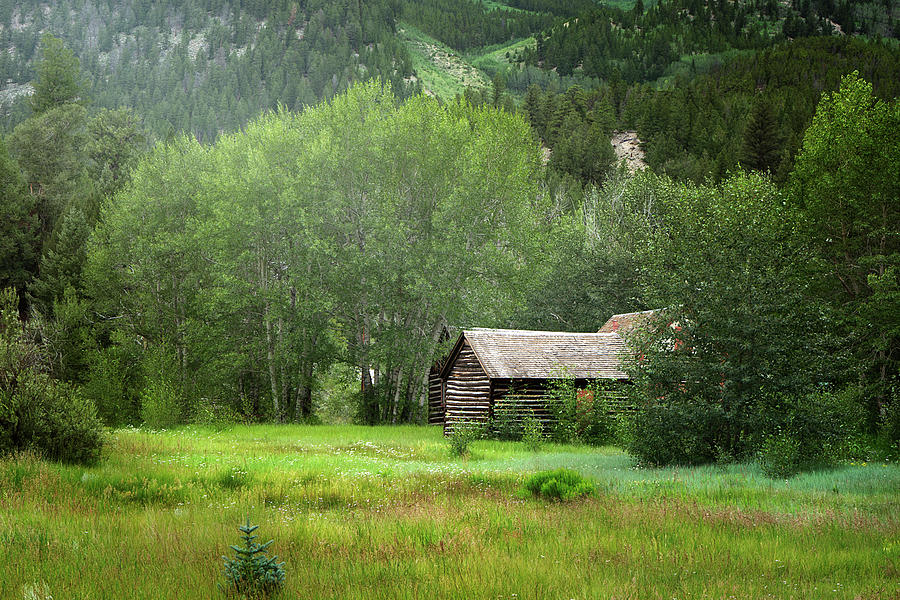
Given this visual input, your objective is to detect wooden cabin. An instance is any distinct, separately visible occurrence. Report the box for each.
[436,328,630,434]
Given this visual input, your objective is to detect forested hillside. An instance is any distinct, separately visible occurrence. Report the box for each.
[517,36,900,185]
[0,0,417,139]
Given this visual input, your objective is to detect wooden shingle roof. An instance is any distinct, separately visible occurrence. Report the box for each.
[450,328,629,380]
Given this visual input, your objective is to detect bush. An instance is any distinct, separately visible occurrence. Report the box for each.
[754,389,863,473]
[82,332,142,426]
[221,519,285,598]
[625,401,724,466]
[491,391,526,441]
[758,431,802,478]
[877,385,900,460]
[194,398,241,431]
[139,345,182,429]
[0,288,103,465]
[523,469,595,501]
[140,378,180,429]
[545,377,620,446]
[447,419,484,457]
[522,414,544,452]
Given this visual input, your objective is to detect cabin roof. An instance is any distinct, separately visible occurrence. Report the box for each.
[442,328,629,380]
[597,309,659,335]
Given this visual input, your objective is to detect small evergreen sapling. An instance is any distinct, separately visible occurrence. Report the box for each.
[221,519,285,598]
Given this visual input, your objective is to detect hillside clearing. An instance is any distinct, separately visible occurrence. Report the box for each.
[400,24,489,100]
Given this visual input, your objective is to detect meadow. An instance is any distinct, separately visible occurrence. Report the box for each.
[1,425,898,599]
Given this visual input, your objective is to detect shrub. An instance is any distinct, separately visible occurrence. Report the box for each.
[545,377,579,443]
[491,391,526,441]
[544,377,621,446]
[625,401,724,466]
[522,414,544,452]
[877,385,900,460]
[82,332,142,426]
[447,419,484,457]
[194,397,240,431]
[524,469,595,501]
[140,378,180,429]
[221,519,285,598]
[758,431,801,478]
[0,288,103,465]
[754,389,863,472]
[139,344,182,429]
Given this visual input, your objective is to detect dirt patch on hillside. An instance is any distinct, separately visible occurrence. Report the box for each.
[611,130,647,173]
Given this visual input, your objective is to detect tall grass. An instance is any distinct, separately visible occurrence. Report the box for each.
[1,425,897,599]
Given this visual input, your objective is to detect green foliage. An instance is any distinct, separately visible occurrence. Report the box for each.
[754,390,863,471]
[195,399,241,431]
[490,391,527,441]
[545,377,620,446]
[2,2,418,141]
[8,103,90,242]
[30,206,91,316]
[626,37,900,185]
[789,72,900,423]
[90,83,545,424]
[447,420,485,457]
[139,345,182,429]
[401,0,555,52]
[545,376,579,443]
[81,331,142,426]
[0,138,37,313]
[521,414,544,452]
[0,287,102,464]
[877,386,900,459]
[221,519,285,599]
[626,172,832,464]
[625,401,724,467]
[523,468,595,500]
[85,108,147,206]
[758,431,802,479]
[29,33,88,115]
[740,97,782,173]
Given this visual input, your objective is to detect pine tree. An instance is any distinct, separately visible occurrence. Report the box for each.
[30,34,89,115]
[30,203,91,317]
[221,519,286,598]
[740,98,782,173]
[0,138,38,316]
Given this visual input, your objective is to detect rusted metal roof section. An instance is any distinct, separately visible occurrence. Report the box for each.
[460,328,629,380]
[597,309,659,335]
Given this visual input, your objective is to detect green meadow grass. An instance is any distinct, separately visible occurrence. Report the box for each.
[468,37,536,76]
[399,25,489,100]
[1,425,898,599]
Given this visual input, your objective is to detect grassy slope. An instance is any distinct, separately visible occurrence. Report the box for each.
[468,37,537,75]
[2,425,898,599]
[399,24,489,100]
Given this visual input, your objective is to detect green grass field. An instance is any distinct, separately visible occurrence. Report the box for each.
[2,425,898,599]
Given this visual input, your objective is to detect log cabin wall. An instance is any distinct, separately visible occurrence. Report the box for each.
[491,378,632,431]
[427,366,444,425]
[490,379,553,429]
[443,340,491,434]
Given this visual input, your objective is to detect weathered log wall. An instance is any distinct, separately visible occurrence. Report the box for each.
[490,379,554,428]
[490,378,632,430]
[443,341,490,434]
[427,367,444,425]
